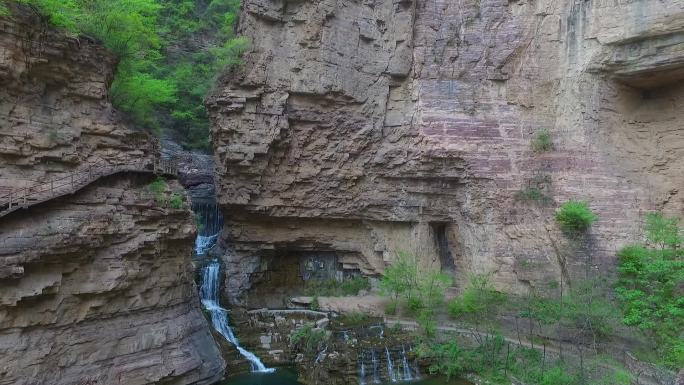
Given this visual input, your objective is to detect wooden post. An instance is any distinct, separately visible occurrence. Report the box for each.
[51,179,54,194]
[8,190,12,209]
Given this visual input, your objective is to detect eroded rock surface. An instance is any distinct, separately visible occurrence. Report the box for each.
[0,7,225,385]
[209,0,684,302]
[0,176,224,385]
[0,7,153,195]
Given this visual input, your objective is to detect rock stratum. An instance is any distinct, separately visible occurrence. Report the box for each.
[208,0,684,303]
[0,8,224,385]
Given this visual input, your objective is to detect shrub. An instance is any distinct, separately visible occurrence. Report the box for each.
[531,129,554,153]
[448,274,505,325]
[384,299,398,315]
[555,201,598,233]
[289,323,327,355]
[418,309,437,337]
[515,187,553,205]
[310,296,320,311]
[148,177,168,205]
[169,193,183,209]
[340,276,371,295]
[342,311,369,325]
[615,213,683,368]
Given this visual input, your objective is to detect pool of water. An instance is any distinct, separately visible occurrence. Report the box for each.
[217,368,473,385]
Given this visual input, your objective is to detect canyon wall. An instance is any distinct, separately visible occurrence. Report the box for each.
[209,0,684,303]
[0,7,225,385]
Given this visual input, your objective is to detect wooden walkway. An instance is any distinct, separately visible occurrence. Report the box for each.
[0,155,178,219]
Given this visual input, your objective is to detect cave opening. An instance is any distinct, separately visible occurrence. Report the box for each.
[431,222,456,274]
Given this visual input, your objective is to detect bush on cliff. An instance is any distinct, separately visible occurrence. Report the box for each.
[531,129,554,153]
[555,200,598,234]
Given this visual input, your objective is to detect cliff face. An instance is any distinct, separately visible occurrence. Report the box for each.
[0,8,224,385]
[0,8,150,193]
[208,0,684,303]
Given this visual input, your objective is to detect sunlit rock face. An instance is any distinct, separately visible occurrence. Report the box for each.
[0,7,225,385]
[209,0,684,303]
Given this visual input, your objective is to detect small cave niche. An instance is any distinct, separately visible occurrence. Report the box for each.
[431,222,456,274]
[245,251,365,308]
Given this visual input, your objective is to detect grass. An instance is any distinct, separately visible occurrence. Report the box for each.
[531,129,554,153]
[514,187,554,205]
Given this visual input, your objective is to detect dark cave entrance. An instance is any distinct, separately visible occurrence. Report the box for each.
[432,222,456,274]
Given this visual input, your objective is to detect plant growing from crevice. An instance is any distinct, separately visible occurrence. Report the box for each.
[531,129,554,153]
[148,177,168,205]
[168,193,183,209]
[515,174,554,205]
[289,323,328,356]
[555,200,598,234]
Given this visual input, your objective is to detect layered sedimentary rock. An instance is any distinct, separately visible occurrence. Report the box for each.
[0,7,152,194]
[0,176,224,385]
[209,0,684,302]
[0,6,225,385]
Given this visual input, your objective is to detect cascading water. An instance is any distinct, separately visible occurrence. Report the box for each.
[358,347,419,384]
[200,261,274,373]
[401,345,414,381]
[371,349,380,384]
[194,202,223,255]
[385,347,397,382]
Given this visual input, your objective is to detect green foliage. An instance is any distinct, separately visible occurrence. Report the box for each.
[342,311,369,325]
[380,251,452,337]
[418,309,437,338]
[515,187,553,205]
[418,340,467,379]
[380,251,419,301]
[18,0,247,150]
[420,339,633,385]
[148,177,168,205]
[531,129,553,153]
[448,274,506,330]
[384,299,398,315]
[555,201,598,234]
[195,212,206,232]
[645,212,682,249]
[169,193,183,209]
[0,1,9,16]
[615,213,683,368]
[310,296,320,311]
[289,323,327,356]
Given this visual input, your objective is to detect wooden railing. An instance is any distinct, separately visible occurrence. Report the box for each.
[0,154,178,218]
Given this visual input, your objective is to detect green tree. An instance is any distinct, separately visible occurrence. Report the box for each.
[615,213,683,368]
[12,0,247,150]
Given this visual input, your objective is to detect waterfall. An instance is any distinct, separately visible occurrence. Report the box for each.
[385,347,397,382]
[359,352,367,385]
[371,349,380,384]
[200,261,274,373]
[401,345,413,381]
[358,346,419,384]
[193,202,223,255]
